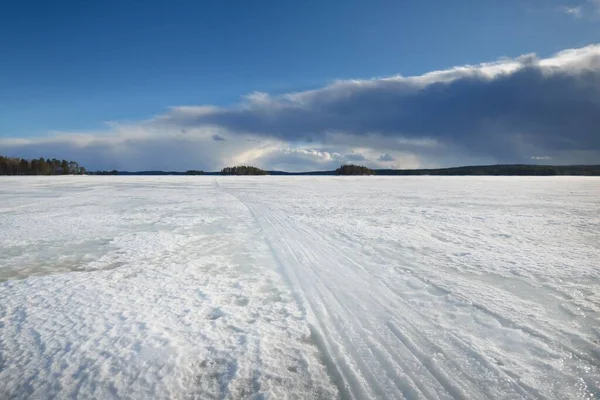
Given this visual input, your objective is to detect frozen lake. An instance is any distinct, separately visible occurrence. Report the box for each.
[0,176,599,399]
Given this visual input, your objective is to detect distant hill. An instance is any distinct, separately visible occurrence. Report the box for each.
[83,164,600,176]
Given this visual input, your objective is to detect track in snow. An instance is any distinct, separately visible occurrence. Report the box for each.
[217,177,600,400]
[1,176,599,399]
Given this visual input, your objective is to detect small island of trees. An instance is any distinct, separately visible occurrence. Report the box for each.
[221,166,268,175]
[0,155,86,175]
[335,164,375,175]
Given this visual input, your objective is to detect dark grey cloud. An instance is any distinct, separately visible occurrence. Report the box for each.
[3,46,599,171]
[345,153,366,161]
[166,45,600,163]
[378,153,395,162]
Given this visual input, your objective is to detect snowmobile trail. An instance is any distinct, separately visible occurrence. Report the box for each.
[233,199,518,399]
[219,177,599,400]
[1,177,597,400]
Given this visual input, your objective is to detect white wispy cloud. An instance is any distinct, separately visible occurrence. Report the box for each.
[562,5,583,18]
[559,1,600,19]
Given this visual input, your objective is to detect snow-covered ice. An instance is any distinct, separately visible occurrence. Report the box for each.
[0,176,598,399]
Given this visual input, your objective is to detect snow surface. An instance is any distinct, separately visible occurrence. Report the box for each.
[0,176,599,399]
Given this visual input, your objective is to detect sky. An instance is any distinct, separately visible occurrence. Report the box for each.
[1,0,599,171]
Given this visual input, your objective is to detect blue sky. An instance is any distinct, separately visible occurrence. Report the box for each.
[1,0,599,170]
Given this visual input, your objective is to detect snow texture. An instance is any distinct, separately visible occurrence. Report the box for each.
[0,176,599,399]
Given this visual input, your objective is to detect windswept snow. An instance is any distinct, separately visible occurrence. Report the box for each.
[0,176,599,399]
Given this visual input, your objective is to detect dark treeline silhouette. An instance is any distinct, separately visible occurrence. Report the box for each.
[335,164,375,175]
[376,164,600,176]
[81,164,600,176]
[221,166,268,175]
[91,170,120,175]
[5,158,596,176]
[0,156,86,175]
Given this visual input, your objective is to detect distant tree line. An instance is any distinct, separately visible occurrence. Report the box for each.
[221,166,268,175]
[90,170,120,175]
[6,158,595,177]
[375,164,600,176]
[0,156,86,175]
[335,164,375,175]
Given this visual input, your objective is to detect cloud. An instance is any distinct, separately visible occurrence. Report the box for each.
[2,45,599,171]
[561,5,583,18]
[378,153,395,162]
[160,44,600,164]
[257,148,345,171]
[560,1,600,19]
[0,125,274,171]
[344,153,367,162]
